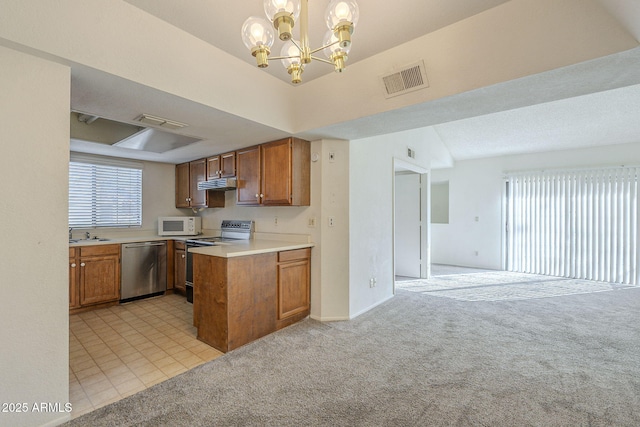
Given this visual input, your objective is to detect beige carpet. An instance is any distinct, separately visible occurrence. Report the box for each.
[65,272,640,426]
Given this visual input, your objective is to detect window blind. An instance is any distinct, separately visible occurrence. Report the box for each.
[506,167,639,285]
[69,156,142,228]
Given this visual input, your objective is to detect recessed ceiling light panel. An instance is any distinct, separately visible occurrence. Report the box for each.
[135,114,188,130]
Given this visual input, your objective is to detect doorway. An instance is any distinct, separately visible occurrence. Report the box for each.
[393,159,429,289]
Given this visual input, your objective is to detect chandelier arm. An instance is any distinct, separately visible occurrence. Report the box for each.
[309,40,341,55]
[310,56,335,66]
[290,39,303,53]
[269,55,301,61]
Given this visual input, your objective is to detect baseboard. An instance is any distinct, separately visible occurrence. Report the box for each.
[41,413,71,427]
[309,314,350,322]
[349,294,395,320]
[309,294,395,322]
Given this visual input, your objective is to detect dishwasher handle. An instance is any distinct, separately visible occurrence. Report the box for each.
[123,242,167,249]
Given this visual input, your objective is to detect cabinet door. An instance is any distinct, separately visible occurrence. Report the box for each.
[277,258,310,320]
[174,248,186,292]
[207,156,221,180]
[189,159,208,208]
[220,152,236,177]
[69,257,80,309]
[236,145,262,205]
[79,255,120,306]
[175,162,191,208]
[262,139,292,206]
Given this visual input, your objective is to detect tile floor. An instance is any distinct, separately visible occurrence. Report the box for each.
[69,293,223,419]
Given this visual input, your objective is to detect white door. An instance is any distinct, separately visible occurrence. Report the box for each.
[395,173,421,277]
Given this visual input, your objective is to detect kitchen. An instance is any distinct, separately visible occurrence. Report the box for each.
[67,132,315,417]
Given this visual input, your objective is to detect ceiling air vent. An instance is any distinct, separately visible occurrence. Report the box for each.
[380,60,429,99]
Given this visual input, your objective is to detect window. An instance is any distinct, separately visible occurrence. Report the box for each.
[506,167,639,285]
[69,154,142,228]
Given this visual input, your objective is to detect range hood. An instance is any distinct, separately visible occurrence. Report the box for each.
[197,177,237,191]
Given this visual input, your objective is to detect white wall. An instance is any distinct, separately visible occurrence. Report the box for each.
[349,129,431,317]
[431,141,640,269]
[0,46,71,427]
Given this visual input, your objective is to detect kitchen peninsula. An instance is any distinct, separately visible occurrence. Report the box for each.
[190,238,313,353]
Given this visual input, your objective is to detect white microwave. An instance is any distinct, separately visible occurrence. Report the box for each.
[158,216,201,236]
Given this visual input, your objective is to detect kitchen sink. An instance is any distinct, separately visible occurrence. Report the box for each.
[69,238,110,244]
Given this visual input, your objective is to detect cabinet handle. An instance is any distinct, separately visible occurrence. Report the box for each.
[260,193,264,198]
[80,263,86,267]
[71,263,76,268]
[255,193,259,198]
[181,254,185,259]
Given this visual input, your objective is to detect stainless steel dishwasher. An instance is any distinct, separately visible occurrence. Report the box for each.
[121,241,167,302]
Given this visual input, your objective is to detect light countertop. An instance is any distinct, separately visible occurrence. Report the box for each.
[188,239,313,258]
[69,232,313,256]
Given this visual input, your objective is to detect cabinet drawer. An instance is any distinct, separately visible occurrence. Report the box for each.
[278,248,310,263]
[69,247,77,258]
[175,241,186,250]
[80,244,120,257]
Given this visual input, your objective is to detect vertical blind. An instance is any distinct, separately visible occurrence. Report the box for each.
[506,167,639,285]
[69,156,143,228]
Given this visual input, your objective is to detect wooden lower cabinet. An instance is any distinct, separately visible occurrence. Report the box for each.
[70,244,120,313]
[174,241,186,293]
[69,248,79,309]
[276,248,311,330]
[194,248,311,353]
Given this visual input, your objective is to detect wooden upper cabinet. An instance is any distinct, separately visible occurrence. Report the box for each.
[236,145,262,205]
[220,152,236,177]
[189,159,208,208]
[175,162,191,208]
[207,151,236,180]
[206,156,221,180]
[262,139,292,205]
[236,138,310,206]
[175,159,225,209]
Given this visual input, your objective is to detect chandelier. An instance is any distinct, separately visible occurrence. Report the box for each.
[241,0,360,84]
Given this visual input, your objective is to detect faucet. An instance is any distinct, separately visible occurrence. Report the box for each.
[69,227,73,240]
[85,231,91,240]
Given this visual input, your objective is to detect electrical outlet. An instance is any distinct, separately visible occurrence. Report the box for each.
[308,217,316,228]
[274,217,278,226]
[369,278,375,288]
[328,217,335,227]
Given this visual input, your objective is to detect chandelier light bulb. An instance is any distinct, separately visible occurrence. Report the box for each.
[241,16,275,67]
[325,0,359,48]
[280,40,303,84]
[323,30,350,72]
[264,0,300,17]
[280,40,302,68]
[325,0,359,30]
[264,0,301,40]
[241,16,275,49]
